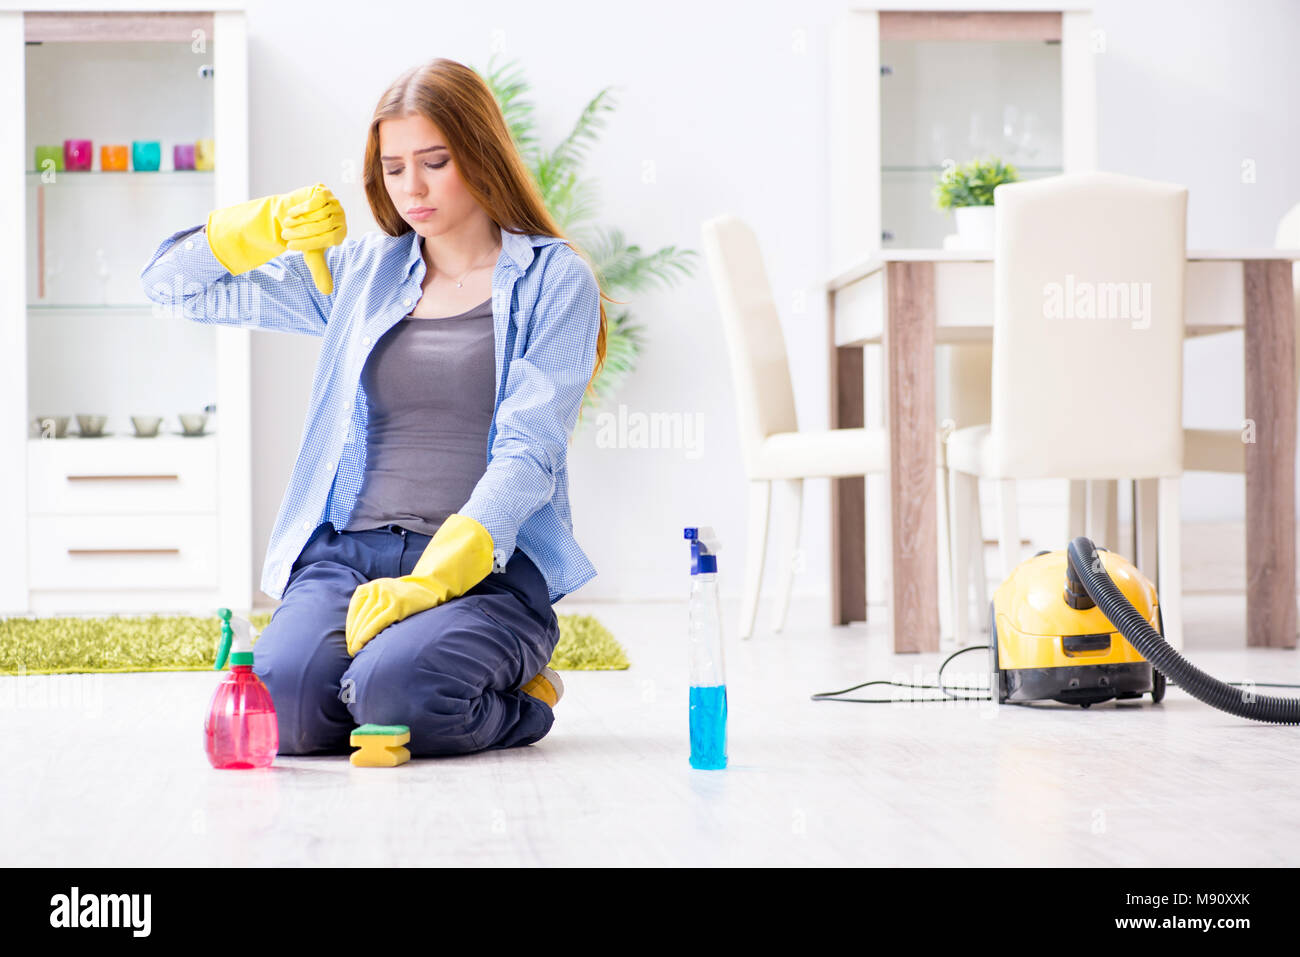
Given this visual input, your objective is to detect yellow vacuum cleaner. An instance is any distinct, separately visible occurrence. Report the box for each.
[992,536,1300,723]
[991,544,1165,707]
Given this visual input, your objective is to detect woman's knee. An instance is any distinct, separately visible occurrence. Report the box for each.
[344,634,475,733]
[255,603,348,677]
[253,606,353,754]
[258,563,357,667]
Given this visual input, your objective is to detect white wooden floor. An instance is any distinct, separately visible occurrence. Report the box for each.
[3,572,1300,865]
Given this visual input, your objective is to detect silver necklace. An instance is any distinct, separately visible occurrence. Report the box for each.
[435,242,501,288]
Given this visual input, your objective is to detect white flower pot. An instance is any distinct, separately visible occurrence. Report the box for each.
[953,205,996,250]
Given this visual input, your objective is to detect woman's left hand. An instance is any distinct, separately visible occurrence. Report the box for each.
[346,575,445,655]
[344,513,496,656]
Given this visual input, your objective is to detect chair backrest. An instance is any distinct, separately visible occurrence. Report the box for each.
[990,171,1188,479]
[700,215,799,474]
[1274,200,1300,394]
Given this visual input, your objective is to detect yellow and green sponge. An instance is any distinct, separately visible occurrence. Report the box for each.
[349,724,410,767]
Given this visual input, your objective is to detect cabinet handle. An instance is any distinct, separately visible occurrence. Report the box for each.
[67,548,182,556]
[66,474,181,482]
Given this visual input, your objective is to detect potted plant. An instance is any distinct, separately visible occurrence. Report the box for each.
[932,156,1019,249]
[477,55,698,427]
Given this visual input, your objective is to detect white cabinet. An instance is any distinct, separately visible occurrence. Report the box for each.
[0,8,252,614]
[829,2,1097,272]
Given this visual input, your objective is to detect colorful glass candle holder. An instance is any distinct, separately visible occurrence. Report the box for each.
[132,141,161,171]
[194,138,215,171]
[101,144,129,171]
[173,143,195,170]
[64,139,92,170]
[34,145,63,172]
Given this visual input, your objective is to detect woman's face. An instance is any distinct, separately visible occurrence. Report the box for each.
[378,112,480,238]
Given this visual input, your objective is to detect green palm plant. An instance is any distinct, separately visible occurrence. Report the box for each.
[475,54,698,423]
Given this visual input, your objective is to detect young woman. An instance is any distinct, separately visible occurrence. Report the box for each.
[140,57,609,757]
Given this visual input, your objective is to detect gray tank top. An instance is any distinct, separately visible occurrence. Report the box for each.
[342,296,495,536]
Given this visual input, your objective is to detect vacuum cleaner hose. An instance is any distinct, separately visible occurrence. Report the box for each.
[1067,536,1300,724]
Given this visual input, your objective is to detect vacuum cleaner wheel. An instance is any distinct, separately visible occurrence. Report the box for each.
[1151,605,1167,703]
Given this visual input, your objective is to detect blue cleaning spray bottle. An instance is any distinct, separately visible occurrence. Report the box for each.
[684,526,727,769]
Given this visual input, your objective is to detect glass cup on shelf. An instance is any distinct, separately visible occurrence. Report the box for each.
[966,111,990,158]
[1016,111,1039,162]
[75,414,108,437]
[100,144,129,171]
[131,416,163,438]
[34,145,63,173]
[31,416,70,439]
[929,122,951,169]
[63,139,92,170]
[194,138,214,170]
[132,141,161,171]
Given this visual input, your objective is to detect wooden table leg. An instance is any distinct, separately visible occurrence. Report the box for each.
[829,283,866,625]
[885,261,939,653]
[1244,260,1297,649]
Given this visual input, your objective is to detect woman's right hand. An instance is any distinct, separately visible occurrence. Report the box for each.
[205,182,347,295]
[280,185,347,295]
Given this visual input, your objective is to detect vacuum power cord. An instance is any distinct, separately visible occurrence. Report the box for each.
[811,645,993,704]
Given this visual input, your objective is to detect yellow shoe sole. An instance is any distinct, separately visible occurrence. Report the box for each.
[520,666,564,708]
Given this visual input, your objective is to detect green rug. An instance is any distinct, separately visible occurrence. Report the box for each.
[0,611,629,676]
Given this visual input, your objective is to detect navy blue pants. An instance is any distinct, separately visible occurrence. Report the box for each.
[253,521,561,757]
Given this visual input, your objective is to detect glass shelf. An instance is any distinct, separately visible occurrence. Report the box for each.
[883,164,1063,173]
[25,168,212,178]
[27,432,217,442]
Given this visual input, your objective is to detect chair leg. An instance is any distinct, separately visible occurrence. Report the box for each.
[740,479,771,640]
[1068,479,1087,540]
[949,468,975,648]
[969,476,990,632]
[771,478,803,633]
[997,478,1021,580]
[1104,479,1120,554]
[937,462,954,649]
[1157,476,1183,652]
[1134,477,1159,582]
[1124,479,1139,562]
[1085,479,1116,550]
[866,472,891,617]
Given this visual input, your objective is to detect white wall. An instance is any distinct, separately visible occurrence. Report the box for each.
[197,0,1300,606]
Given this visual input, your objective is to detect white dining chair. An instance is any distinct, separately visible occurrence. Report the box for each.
[945,171,1189,652]
[1124,201,1300,583]
[1175,203,1300,475]
[701,214,955,640]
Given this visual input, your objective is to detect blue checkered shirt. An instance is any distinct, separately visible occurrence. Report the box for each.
[139,223,599,604]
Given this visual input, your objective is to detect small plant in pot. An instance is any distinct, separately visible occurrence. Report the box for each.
[933,156,1019,249]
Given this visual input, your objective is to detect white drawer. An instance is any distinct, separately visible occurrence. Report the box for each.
[27,434,217,514]
[28,513,219,589]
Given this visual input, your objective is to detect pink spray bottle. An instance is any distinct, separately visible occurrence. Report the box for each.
[204,607,278,769]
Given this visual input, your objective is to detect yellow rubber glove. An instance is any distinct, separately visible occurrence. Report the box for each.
[205,182,346,295]
[344,513,496,656]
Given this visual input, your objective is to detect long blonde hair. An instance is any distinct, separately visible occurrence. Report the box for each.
[362,58,609,414]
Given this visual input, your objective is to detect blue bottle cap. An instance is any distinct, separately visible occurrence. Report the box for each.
[685,526,720,574]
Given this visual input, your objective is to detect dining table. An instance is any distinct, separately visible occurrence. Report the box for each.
[826,248,1300,653]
